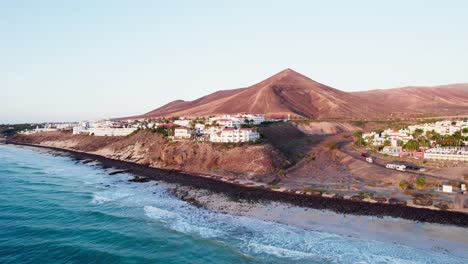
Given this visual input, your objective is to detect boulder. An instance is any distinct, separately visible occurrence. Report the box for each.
[388,198,407,205]
[374,197,387,203]
[434,202,451,210]
[413,197,433,206]
[350,195,364,202]
[333,194,344,199]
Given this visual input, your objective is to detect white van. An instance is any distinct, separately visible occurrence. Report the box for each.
[395,165,406,171]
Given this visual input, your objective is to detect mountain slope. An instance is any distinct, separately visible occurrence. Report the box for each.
[141,69,386,119]
[352,84,468,116]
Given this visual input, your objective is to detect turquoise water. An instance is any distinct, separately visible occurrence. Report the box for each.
[0,145,466,264]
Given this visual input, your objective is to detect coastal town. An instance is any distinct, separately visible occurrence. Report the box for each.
[3,2,468,262]
[19,113,273,143]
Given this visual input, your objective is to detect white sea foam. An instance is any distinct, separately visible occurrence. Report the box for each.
[246,242,327,260]
[92,195,113,204]
[144,205,178,222]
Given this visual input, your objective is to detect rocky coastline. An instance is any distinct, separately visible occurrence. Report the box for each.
[6,141,468,227]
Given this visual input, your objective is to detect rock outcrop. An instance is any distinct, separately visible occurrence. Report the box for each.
[13,131,287,181]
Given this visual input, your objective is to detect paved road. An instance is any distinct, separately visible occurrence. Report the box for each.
[337,141,452,181]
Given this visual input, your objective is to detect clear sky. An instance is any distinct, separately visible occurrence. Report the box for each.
[1,0,467,123]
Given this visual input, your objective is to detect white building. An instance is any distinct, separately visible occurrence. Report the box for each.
[174,127,192,139]
[72,120,137,136]
[424,147,468,162]
[442,185,453,193]
[363,129,413,147]
[380,146,403,156]
[209,128,260,143]
[209,115,242,128]
[73,127,137,136]
[408,120,467,136]
[237,113,266,125]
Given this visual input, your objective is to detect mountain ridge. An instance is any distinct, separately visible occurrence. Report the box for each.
[127,69,468,120]
[139,69,387,119]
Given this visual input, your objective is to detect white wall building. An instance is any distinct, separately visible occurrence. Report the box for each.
[72,120,137,136]
[209,128,260,143]
[73,127,137,136]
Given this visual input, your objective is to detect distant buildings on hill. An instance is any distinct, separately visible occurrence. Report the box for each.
[67,113,270,143]
[19,123,78,135]
[362,119,468,161]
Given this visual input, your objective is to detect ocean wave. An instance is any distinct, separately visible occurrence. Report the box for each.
[144,205,178,222]
[92,195,113,204]
[246,242,328,261]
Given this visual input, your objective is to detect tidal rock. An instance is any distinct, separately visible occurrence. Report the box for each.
[129,176,151,183]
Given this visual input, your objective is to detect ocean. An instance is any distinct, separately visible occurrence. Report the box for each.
[0,145,466,264]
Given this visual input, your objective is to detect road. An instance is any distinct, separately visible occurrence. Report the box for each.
[337,141,453,181]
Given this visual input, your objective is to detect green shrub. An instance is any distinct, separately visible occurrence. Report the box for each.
[399,180,410,191]
[277,169,285,177]
[415,177,426,190]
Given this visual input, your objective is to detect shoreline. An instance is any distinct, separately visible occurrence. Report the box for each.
[5,141,468,227]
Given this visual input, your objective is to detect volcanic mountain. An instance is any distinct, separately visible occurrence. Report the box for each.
[139,69,387,119]
[352,84,468,117]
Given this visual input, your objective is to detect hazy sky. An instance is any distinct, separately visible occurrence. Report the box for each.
[1,0,467,123]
